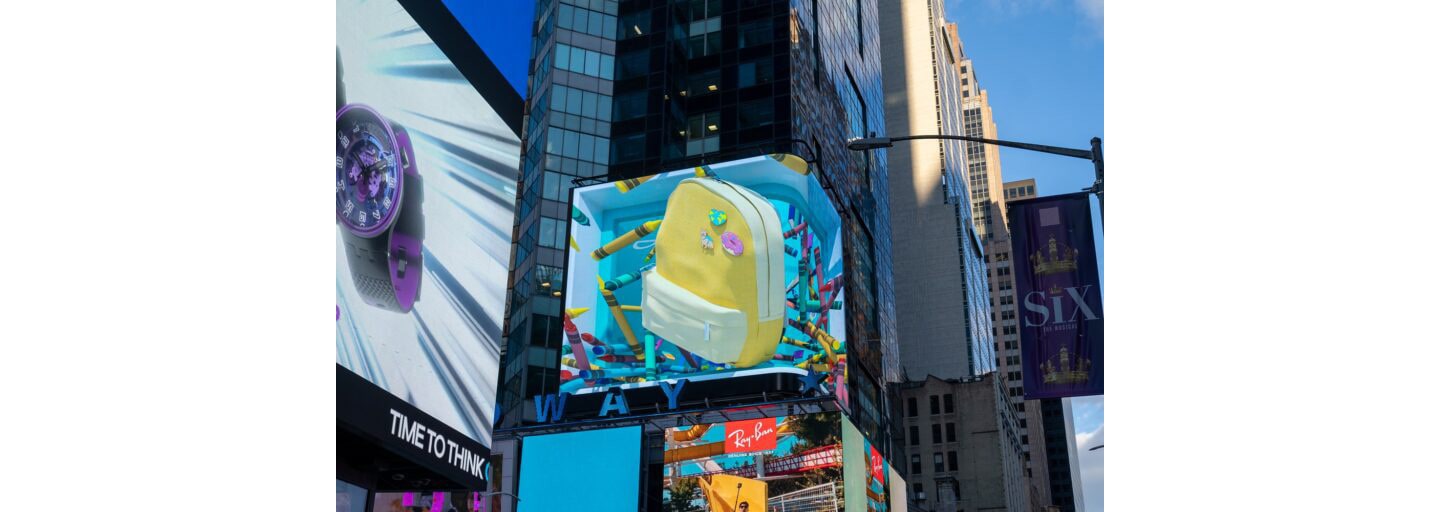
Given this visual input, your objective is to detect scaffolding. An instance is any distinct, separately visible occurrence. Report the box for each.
[767,481,839,512]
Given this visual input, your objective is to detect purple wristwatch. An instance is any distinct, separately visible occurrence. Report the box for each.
[336,104,425,313]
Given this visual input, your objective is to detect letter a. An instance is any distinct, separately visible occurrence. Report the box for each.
[599,389,631,417]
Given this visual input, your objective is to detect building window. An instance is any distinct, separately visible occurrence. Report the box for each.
[948,451,959,471]
[738,18,772,48]
[933,453,945,472]
[914,482,924,499]
[907,397,917,417]
[943,394,954,413]
[929,395,940,415]
[946,423,956,443]
[685,112,720,155]
[931,424,941,444]
[737,98,774,129]
[909,425,920,446]
[911,454,922,475]
[737,58,774,88]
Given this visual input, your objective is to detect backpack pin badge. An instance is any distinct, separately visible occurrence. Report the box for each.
[709,208,727,226]
[700,231,714,251]
[721,232,743,256]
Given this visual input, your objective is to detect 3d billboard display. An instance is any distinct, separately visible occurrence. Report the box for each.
[560,155,848,404]
[336,0,520,447]
[663,413,845,511]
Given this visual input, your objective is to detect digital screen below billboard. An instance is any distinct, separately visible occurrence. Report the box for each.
[517,426,642,512]
[561,155,848,403]
[664,412,845,511]
[336,0,519,446]
[843,417,891,512]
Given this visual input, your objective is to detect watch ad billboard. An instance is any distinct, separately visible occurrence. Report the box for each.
[559,155,848,406]
[664,412,845,511]
[336,0,520,447]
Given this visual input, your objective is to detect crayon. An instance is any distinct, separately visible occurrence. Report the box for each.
[592,220,663,260]
[621,305,643,312]
[784,245,799,257]
[567,307,591,319]
[643,246,657,263]
[783,222,808,239]
[562,314,592,373]
[615,175,654,193]
[676,346,700,369]
[571,205,590,225]
[781,336,813,349]
[599,277,645,359]
[789,318,841,364]
[590,343,638,357]
[581,366,686,379]
[605,264,655,290]
[797,250,810,314]
[559,378,586,393]
[599,353,672,364]
[569,236,580,252]
[645,333,657,380]
[818,276,843,294]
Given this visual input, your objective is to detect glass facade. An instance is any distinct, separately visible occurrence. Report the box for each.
[499,0,620,427]
[499,1,897,457]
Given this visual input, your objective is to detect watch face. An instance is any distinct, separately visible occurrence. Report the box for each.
[336,105,402,237]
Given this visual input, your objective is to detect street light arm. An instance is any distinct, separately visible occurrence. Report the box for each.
[848,134,1093,160]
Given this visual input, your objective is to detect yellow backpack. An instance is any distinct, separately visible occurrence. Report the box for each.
[642,177,785,367]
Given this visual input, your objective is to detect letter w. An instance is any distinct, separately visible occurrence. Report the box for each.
[533,393,568,423]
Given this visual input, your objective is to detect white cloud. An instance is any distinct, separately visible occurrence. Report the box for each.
[1075,424,1104,512]
[1075,0,1104,38]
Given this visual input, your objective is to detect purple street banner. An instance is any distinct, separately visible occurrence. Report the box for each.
[1010,193,1103,399]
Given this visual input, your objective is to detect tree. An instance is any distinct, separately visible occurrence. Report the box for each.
[664,476,704,512]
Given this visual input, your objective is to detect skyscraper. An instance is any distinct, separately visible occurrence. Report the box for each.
[879,0,994,383]
[954,41,1063,509]
[499,0,896,427]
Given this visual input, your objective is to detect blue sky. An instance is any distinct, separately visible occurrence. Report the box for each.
[442,0,533,96]
[943,1,1104,510]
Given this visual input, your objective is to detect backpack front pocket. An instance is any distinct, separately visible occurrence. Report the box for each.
[641,269,749,364]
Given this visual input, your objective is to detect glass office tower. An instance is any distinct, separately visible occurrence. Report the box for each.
[498,0,896,438]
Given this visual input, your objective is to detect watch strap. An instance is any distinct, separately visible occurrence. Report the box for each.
[387,124,424,311]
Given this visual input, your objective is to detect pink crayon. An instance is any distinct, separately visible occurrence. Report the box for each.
[562,315,591,375]
[783,222,808,239]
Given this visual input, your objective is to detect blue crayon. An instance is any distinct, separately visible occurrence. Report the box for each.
[559,378,586,393]
[604,264,655,291]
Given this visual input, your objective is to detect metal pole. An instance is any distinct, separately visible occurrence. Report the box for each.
[1090,137,1104,223]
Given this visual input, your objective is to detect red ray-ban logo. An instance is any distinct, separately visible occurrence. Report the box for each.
[724,418,778,454]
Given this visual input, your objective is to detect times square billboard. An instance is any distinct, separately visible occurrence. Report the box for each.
[529,154,853,423]
[335,0,519,485]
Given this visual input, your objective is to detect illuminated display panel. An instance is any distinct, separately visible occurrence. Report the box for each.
[560,155,848,405]
[516,426,642,512]
[335,0,519,447]
[843,416,891,512]
[663,412,845,511]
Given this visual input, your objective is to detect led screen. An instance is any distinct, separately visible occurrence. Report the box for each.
[664,413,845,511]
[560,155,848,404]
[517,426,642,512]
[843,418,891,512]
[336,0,519,447]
